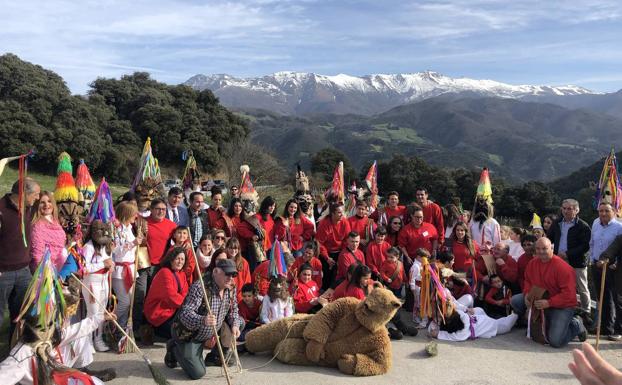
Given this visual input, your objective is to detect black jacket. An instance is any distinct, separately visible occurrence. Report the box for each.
[600,234,622,264]
[549,217,591,268]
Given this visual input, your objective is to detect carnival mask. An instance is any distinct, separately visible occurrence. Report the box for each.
[90,220,113,248]
[473,198,490,222]
[135,183,160,212]
[57,201,81,236]
[242,199,256,215]
[268,276,288,302]
[295,193,313,214]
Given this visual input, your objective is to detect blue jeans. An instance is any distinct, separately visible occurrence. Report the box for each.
[0,267,32,343]
[511,293,582,348]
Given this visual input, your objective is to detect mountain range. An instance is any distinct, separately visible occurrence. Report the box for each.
[245,96,622,182]
[183,71,615,116]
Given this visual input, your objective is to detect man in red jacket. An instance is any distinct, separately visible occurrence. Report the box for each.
[510,237,587,347]
[336,232,365,282]
[415,188,444,248]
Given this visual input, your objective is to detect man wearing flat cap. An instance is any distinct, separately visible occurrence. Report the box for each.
[166,259,244,379]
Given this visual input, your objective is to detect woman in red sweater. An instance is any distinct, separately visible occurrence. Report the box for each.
[256,196,277,252]
[144,247,189,339]
[226,198,244,238]
[292,263,327,313]
[316,202,352,290]
[449,222,480,275]
[275,199,315,256]
[227,237,251,302]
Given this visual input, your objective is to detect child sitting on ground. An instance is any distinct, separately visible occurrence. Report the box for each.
[260,276,294,324]
[291,263,328,313]
[484,274,512,319]
[238,283,262,340]
[409,248,431,328]
[379,247,404,298]
[288,241,323,289]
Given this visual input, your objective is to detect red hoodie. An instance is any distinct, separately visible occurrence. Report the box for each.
[292,279,321,313]
[366,241,391,275]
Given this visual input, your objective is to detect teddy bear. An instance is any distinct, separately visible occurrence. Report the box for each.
[245,287,401,376]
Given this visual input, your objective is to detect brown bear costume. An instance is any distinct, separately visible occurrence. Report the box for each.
[245,287,401,376]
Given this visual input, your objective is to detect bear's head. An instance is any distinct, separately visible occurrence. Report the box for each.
[354,287,401,332]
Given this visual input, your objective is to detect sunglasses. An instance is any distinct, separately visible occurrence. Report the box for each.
[215,236,226,240]
[391,222,402,225]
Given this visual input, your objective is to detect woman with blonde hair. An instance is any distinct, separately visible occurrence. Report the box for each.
[112,200,142,332]
[30,191,68,271]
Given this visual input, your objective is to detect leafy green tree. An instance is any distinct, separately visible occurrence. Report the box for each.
[310,148,356,183]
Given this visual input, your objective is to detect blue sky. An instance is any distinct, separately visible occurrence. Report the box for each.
[2,0,621,94]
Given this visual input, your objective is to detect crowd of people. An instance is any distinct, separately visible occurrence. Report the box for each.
[1,157,622,383]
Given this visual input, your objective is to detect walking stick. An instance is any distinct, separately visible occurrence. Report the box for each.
[595,261,608,351]
[186,242,233,385]
[71,274,170,385]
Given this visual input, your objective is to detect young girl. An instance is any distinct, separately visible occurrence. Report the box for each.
[112,201,141,334]
[409,248,430,328]
[428,306,517,342]
[291,263,327,313]
[508,227,525,261]
[196,234,214,272]
[260,276,294,323]
[379,247,404,298]
[168,226,197,285]
[332,264,373,301]
[82,220,114,352]
[288,241,323,288]
[366,226,391,279]
[226,237,251,302]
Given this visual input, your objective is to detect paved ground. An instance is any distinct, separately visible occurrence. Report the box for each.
[92,324,622,385]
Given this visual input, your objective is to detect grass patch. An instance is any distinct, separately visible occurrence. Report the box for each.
[0,167,129,199]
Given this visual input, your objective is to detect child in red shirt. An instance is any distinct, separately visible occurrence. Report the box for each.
[238,283,262,336]
[289,241,323,288]
[332,264,372,301]
[291,263,327,313]
[366,226,390,280]
[485,274,512,319]
[379,247,404,298]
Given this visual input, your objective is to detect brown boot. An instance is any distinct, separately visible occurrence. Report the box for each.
[139,324,154,346]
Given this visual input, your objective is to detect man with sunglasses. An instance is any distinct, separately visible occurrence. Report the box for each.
[167,259,243,379]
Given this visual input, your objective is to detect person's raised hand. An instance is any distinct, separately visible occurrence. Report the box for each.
[569,342,622,385]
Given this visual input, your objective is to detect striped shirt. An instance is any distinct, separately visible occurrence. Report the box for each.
[178,278,240,342]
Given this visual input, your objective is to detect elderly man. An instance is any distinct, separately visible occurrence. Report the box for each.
[166,187,189,227]
[511,237,586,348]
[589,202,622,340]
[166,259,243,379]
[549,198,591,316]
[0,178,40,341]
[476,242,518,291]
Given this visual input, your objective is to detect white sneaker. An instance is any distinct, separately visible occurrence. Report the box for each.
[94,338,110,352]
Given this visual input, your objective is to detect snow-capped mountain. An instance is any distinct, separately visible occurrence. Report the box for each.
[184,71,596,115]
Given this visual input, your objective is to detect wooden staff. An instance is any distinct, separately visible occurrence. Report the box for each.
[595,261,608,351]
[71,274,169,385]
[186,242,233,385]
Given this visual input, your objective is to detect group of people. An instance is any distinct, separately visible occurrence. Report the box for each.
[2,156,622,384]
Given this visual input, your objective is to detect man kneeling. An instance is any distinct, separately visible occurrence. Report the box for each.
[166,259,244,379]
[510,237,587,348]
